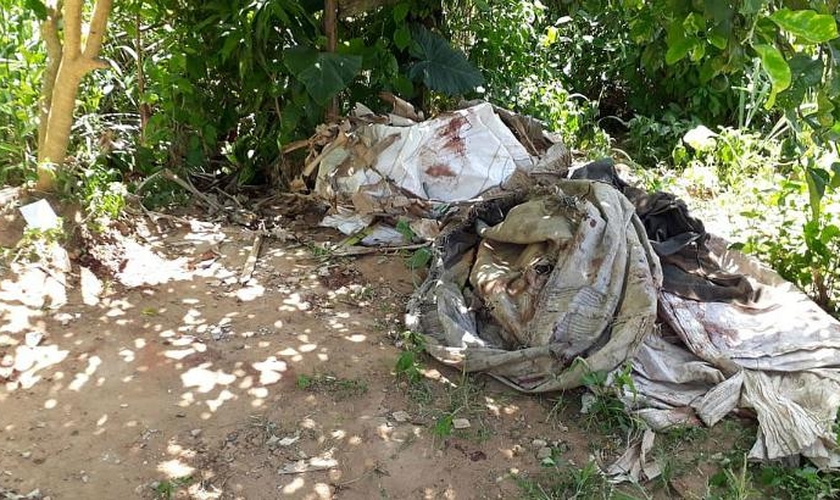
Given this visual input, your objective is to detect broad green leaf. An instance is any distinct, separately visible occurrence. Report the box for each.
[394,25,411,50]
[666,38,695,65]
[392,3,410,23]
[806,167,830,219]
[777,53,824,109]
[284,47,362,104]
[704,0,733,23]
[699,58,717,83]
[543,26,558,47]
[665,22,696,65]
[708,25,728,50]
[683,13,704,35]
[24,0,48,20]
[822,224,840,245]
[769,9,838,44]
[830,162,840,189]
[408,26,484,95]
[690,43,706,62]
[754,44,791,109]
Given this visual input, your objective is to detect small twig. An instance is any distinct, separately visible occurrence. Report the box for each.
[329,243,428,257]
[132,169,164,195]
[239,231,265,284]
[213,187,243,209]
[281,139,310,154]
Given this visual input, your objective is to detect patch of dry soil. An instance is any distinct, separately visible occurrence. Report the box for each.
[1,215,604,500]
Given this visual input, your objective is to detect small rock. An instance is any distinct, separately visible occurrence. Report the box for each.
[21,451,31,459]
[531,439,547,449]
[278,436,299,447]
[452,418,471,429]
[54,312,75,326]
[391,411,410,423]
[392,429,410,442]
[511,444,524,456]
[580,393,596,414]
[536,447,553,460]
[80,473,89,483]
[119,403,128,408]
[175,412,186,418]
[24,332,43,347]
[190,429,203,438]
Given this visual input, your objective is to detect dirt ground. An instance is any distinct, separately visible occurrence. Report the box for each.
[0,202,748,500]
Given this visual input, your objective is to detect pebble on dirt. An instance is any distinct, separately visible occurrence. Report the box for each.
[452,418,471,429]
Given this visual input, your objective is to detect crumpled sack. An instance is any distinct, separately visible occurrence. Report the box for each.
[406,180,661,392]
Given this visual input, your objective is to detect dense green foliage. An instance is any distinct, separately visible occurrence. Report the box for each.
[1,0,839,308]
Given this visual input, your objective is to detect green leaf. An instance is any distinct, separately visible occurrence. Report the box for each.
[666,38,696,64]
[406,247,432,270]
[831,162,840,189]
[665,23,695,65]
[24,0,48,20]
[408,26,484,95]
[392,3,410,23]
[394,25,411,50]
[708,26,729,50]
[683,13,704,35]
[754,44,791,109]
[690,43,706,62]
[806,167,829,220]
[739,0,766,15]
[704,0,733,23]
[769,9,838,44]
[777,54,824,109]
[284,47,362,104]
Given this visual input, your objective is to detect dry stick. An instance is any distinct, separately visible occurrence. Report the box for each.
[239,231,264,284]
[282,139,310,154]
[302,132,349,177]
[329,243,428,257]
[159,169,222,212]
[213,186,243,209]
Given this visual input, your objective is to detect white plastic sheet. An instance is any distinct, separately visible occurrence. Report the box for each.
[315,102,532,204]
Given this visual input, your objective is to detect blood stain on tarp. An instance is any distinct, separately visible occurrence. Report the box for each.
[425,164,457,177]
[438,114,468,156]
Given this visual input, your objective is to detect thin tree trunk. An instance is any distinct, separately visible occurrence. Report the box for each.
[37,6,62,152]
[325,0,338,120]
[36,0,113,191]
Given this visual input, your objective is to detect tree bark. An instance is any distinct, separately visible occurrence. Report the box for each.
[36,0,113,191]
[325,0,338,120]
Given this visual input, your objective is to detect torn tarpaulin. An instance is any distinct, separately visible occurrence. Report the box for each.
[315,102,533,204]
[310,102,567,242]
[406,180,661,392]
[408,158,840,469]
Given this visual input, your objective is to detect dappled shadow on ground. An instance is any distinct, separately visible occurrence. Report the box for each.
[1,214,574,499]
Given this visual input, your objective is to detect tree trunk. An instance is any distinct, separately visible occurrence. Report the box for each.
[36,0,113,191]
[325,0,338,120]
